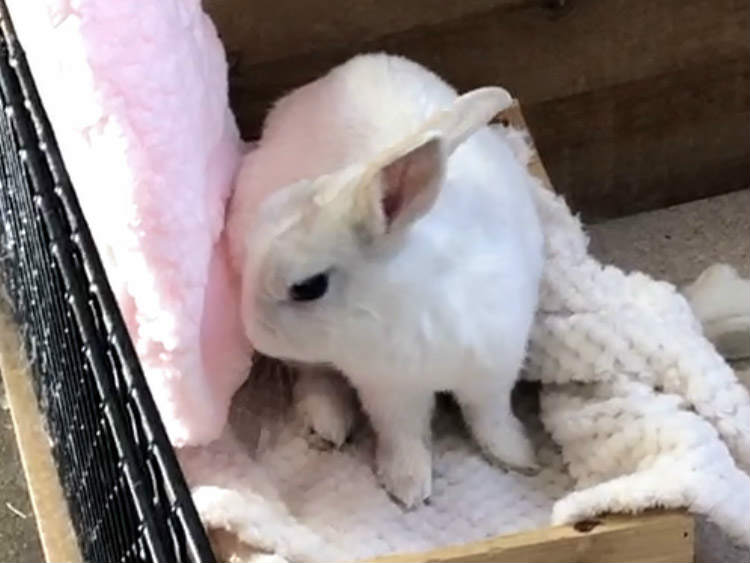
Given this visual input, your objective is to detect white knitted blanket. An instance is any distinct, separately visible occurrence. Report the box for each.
[177,155,750,563]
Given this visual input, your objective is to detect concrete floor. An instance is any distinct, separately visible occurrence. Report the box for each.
[0,189,747,562]
[587,189,749,285]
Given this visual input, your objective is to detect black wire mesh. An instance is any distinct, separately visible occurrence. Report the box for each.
[0,4,216,562]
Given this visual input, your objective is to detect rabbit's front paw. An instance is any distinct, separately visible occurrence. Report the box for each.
[294,370,356,448]
[376,440,432,508]
[298,391,355,449]
[304,405,353,449]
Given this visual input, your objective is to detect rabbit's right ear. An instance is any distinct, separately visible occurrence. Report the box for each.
[340,88,511,244]
[354,135,445,240]
[431,87,513,154]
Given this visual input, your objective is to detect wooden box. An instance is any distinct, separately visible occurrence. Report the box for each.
[0,102,695,562]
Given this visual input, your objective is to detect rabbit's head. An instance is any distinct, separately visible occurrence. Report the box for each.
[238,87,512,366]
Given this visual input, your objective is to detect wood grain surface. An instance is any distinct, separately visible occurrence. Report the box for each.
[368,511,694,563]
[205,0,749,219]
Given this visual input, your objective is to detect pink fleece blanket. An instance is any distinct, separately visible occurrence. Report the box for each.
[7,0,252,446]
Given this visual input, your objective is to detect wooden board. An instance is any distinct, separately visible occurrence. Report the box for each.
[369,511,694,563]
[205,0,749,220]
[202,0,517,67]
[0,307,82,563]
[527,54,748,219]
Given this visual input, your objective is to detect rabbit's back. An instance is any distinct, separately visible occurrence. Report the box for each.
[238,55,456,203]
[263,53,457,162]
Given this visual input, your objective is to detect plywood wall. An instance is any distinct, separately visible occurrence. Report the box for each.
[204,0,749,220]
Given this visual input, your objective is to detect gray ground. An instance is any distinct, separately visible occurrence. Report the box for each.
[0,387,43,562]
[0,189,748,562]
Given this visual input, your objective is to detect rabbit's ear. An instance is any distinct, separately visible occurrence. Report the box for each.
[433,87,513,153]
[356,136,445,238]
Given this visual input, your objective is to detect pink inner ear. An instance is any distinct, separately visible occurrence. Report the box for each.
[380,138,441,227]
[382,160,408,223]
[382,191,403,223]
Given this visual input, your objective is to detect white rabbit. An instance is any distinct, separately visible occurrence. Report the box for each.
[227,53,544,507]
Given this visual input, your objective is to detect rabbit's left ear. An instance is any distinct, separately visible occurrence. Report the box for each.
[355,135,445,238]
[433,87,513,154]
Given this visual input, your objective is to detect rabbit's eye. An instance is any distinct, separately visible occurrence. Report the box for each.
[289,272,329,302]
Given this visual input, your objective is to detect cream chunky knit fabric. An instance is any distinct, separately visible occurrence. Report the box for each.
[527,185,749,541]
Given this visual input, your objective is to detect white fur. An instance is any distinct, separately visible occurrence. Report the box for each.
[228,54,544,506]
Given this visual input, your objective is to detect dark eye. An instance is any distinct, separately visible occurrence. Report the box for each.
[289,272,329,302]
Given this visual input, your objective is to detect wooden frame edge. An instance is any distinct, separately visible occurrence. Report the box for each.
[368,511,694,563]
[0,305,82,563]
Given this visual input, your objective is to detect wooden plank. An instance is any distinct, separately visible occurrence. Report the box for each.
[216,0,746,132]
[367,511,695,563]
[210,0,749,219]
[0,307,82,563]
[526,55,749,219]
[203,0,520,67]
